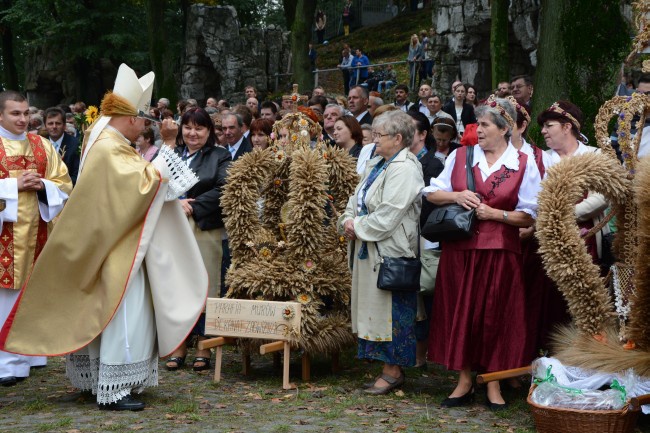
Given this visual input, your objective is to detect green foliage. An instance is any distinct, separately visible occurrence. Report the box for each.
[529,0,631,147]
[560,0,630,143]
[3,0,149,67]
[219,0,286,28]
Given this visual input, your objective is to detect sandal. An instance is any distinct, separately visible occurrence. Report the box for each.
[192,357,211,372]
[165,356,186,371]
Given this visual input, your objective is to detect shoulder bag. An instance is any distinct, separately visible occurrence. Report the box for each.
[421,146,477,243]
[375,228,421,292]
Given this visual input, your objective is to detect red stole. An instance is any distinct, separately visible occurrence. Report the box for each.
[0,133,48,289]
[446,145,528,254]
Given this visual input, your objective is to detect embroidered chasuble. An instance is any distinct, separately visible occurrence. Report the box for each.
[0,128,208,358]
[0,134,72,290]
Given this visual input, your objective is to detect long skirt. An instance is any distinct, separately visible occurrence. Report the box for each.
[521,237,570,358]
[428,248,529,372]
[357,291,417,367]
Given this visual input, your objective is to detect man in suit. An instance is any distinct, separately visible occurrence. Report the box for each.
[348,85,372,125]
[44,107,80,184]
[411,84,433,117]
[393,84,414,112]
[323,103,344,145]
[222,113,252,161]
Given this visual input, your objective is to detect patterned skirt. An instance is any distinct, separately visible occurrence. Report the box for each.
[357,291,417,366]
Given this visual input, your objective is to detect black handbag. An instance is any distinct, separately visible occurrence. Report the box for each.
[375,232,421,292]
[421,146,477,243]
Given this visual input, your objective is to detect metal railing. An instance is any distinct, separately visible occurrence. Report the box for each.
[273,59,433,93]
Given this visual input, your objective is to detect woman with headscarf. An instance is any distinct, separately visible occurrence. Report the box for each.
[538,100,609,263]
[424,97,542,410]
[509,99,570,360]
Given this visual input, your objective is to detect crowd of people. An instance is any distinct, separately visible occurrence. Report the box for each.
[0,63,620,414]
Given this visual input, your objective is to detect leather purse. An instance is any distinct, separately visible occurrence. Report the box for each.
[421,146,477,243]
[375,232,421,293]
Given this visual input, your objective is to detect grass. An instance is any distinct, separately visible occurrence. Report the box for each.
[35,417,72,432]
[22,398,51,413]
[314,6,434,97]
[169,399,199,414]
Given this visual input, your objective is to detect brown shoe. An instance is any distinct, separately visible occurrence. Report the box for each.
[363,373,405,395]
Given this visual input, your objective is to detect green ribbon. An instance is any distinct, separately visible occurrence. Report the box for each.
[533,365,584,395]
[610,379,627,404]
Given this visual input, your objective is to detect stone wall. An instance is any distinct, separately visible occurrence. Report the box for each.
[431,0,540,98]
[180,5,291,105]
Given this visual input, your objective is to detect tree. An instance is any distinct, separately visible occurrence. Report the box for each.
[0,2,19,91]
[490,0,509,89]
[146,0,180,101]
[284,0,317,91]
[531,0,630,144]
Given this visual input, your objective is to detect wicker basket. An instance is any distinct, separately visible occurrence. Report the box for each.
[527,385,645,433]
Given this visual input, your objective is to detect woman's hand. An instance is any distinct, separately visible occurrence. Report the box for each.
[519,225,535,240]
[455,190,481,210]
[180,198,195,216]
[343,219,357,240]
[476,203,496,220]
[161,119,178,145]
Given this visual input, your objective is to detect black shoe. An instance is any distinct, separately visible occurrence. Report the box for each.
[441,386,475,407]
[486,399,509,411]
[0,376,17,387]
[98,394,145,411]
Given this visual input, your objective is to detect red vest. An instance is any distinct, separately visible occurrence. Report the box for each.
[446,145,528,254]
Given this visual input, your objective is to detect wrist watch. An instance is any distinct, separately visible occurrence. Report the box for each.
[503,211,508,221]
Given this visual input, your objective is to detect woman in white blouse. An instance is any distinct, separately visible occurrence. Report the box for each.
[538,100,609,261]
[423,97,542,410]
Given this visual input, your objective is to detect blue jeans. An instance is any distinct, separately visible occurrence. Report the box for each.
[378,81,395,93]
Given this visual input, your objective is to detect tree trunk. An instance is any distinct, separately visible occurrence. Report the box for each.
[283,0,297,29]
[490,0,509,90]
[0,14,18,90]
[146,0,175,102]
[529,0,568,145]
[288,0,317,92]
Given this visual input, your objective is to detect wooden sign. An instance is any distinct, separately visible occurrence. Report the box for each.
[204,298,301,341]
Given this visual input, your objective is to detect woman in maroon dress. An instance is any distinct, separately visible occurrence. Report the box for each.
[423,97,542,410]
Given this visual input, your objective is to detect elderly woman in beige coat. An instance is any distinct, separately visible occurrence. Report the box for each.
[338,110,424,395]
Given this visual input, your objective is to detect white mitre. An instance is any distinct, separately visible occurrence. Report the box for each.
[80,64,155,171]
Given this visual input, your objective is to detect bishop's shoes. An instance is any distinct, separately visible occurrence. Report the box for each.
[98,394,146,411]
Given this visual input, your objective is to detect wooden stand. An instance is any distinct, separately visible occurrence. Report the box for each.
[260,340,295,389]
[476,366,532,384]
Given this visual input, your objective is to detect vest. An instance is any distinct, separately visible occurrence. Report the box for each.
[447,145,528,254]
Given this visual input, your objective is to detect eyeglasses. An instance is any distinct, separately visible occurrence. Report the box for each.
[372,132,392,140]
[542,122,561,129]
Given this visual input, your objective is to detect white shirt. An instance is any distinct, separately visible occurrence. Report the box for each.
[511,138,552,177]
[545,141,595,168]
[356,143,376,175]
[427,110,453,124]
[422,143,541,218]
[417,101,430,117]
[228,136,244,159]
[0,126,69,224]
[355,110,369,123]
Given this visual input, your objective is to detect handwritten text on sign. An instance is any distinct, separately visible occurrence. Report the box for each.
[204,298,302,340]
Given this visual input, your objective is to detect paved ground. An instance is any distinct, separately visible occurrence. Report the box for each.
[1,347,649,433]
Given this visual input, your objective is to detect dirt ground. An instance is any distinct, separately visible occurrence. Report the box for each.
[1,347,649,433]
